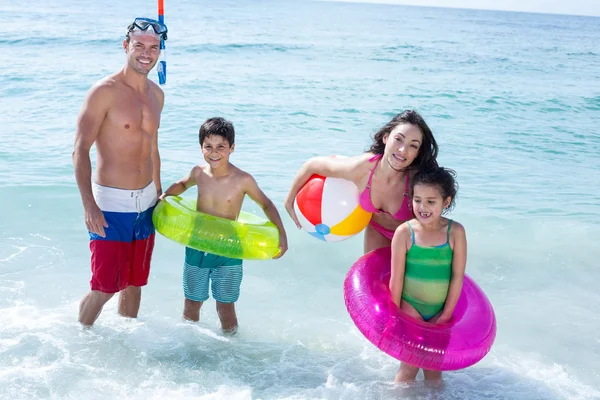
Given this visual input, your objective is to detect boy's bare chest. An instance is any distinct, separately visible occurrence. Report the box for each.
[197,179,244,204]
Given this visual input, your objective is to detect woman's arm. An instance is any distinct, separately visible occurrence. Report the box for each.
[284,154,368,228]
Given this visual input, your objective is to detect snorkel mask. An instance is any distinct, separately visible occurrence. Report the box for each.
[126,17,168,41]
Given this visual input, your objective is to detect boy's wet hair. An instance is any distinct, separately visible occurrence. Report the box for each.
[411,167,459,214]
[199,117,235,146]
[367,110,438,171]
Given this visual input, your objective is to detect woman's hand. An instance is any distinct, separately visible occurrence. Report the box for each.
[284,199,302,229]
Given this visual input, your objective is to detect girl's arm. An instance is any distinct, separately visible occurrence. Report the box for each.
[435,222,467,323]
[390,224,411,307]
[284,154,368,229]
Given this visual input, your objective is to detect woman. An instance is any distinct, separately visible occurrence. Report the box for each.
[284,110,438,252]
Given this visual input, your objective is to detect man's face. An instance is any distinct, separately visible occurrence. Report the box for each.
[123,33,160,75]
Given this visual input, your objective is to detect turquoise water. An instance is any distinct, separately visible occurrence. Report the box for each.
[1,0,600,399]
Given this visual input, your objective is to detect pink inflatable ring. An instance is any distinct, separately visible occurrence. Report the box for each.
[343,247,496,371]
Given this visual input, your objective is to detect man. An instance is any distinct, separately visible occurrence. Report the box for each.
[72,18,167,326]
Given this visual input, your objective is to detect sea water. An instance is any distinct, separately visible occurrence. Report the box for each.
[1,0,599,399]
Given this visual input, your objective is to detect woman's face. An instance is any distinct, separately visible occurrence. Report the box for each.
[382,123,423,171]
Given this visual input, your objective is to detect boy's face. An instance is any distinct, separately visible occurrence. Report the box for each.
[201,134,234,168]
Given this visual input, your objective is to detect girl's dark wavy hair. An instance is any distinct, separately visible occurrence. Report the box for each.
[367,110,439,170]
[410,167,459,214]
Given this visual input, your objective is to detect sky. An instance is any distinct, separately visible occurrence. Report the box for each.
[326,0,600,17]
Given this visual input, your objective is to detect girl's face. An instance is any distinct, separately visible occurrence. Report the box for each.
[412,183,451,224]
[382,123,422,171]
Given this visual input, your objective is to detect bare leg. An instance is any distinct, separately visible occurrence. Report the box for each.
[183,298,203,322]
[395,363,420,383]
[79,290,115,327]
[216,301,238,334]
[423,369,443,384]
[118,286,142,318]
[395,300,425,383]
[363,223,393,253]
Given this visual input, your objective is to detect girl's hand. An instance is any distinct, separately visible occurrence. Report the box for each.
[429,313,451,324]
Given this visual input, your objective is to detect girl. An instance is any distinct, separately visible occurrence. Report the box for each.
[285,110,439,253]
[389,166,467,383]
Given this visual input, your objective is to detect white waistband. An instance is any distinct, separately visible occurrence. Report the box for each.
[92,181,157,213]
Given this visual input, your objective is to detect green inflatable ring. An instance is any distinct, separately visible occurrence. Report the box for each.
[152,196,280,260]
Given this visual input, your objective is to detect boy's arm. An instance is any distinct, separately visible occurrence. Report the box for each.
[390,224,409,307]
[158,166,199,200]
[244,174,288,259]
[434,222,467,324]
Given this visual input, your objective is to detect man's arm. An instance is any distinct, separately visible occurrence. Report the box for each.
[244,174,288,259]
[72,82,112,236]
[152,86,165,197]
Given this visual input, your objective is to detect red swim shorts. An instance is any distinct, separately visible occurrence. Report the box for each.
[88,181,157,294]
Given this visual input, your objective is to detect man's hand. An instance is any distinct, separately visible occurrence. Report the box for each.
[85,203,108,237]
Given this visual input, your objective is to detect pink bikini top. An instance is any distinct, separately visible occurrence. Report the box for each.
[358,154,413,221]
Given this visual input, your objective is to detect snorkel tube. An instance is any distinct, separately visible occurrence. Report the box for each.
[157,0,166,84]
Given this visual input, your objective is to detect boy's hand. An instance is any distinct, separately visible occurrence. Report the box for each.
[273,235,288,259]
[157,193,169,202]
[284,200,302,229]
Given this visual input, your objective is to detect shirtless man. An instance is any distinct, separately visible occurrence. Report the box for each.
[159,117,288,333]
[72,18,168,326]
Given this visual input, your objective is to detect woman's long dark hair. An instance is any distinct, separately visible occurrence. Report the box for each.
[367,110,439,170]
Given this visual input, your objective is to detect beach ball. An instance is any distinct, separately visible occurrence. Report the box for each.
[294,173,372,242]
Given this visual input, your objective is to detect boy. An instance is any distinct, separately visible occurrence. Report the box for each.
[159,117,288,333]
